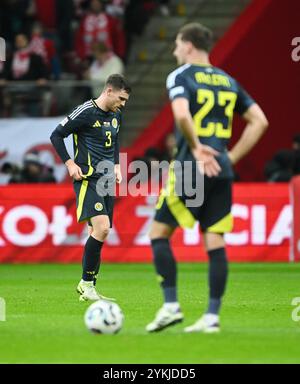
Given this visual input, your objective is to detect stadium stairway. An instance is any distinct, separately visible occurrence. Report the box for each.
[121,0,251,147]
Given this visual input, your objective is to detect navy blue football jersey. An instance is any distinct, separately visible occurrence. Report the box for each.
[52,99,121,178]
[167,64,255,178]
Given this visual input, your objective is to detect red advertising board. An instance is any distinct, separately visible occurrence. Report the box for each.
[0,183,291,263]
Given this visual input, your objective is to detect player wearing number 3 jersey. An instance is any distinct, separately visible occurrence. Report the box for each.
[146,23,269,333]
[50,74,131,302]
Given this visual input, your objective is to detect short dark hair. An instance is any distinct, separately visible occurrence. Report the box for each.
[105,74,131,94]
[178,23,213,52]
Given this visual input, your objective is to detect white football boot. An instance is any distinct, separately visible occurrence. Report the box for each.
[184,314,220,333]
[146,305,184,332]
[76,280,116,302]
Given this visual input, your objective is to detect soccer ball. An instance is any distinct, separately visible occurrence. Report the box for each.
[84,300,124,334]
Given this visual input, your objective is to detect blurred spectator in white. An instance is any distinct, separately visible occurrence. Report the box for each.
[2,33,48,82]
[0,33,50,116]
[105,0,128,18]
[85,42,124,97]
[159,0,170,16]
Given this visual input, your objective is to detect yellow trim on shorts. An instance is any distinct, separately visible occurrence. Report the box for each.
[73,134,78,159]
[76,179,89,222]
[82,152,94,178]
[206,213,233,233]
[165,162,196,229]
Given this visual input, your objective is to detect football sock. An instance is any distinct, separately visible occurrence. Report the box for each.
[151,238,178,303]
[163,302,180,312]
[206,247,228,315]
[82,236,103,282]
[93,261,100,286]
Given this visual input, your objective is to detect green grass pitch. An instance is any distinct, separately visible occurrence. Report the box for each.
[0,263,299,364]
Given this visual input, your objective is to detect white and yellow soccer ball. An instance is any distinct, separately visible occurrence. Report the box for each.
[84,300,124,334]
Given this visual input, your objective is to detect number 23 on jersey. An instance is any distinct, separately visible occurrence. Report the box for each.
[194,89,237,139]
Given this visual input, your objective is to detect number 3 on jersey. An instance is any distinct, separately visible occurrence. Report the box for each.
[105,131,112,147]
[194,89,237,139]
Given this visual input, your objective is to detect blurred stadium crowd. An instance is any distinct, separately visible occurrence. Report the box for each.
[0,0,170,117]
[0,0,299,186]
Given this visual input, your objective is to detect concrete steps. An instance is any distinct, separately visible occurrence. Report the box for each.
[121,0,251,147]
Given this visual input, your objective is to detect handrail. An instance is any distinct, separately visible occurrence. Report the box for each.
[0,80,105,88]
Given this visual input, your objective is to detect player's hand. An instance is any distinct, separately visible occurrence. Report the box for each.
[192,144,221,178]
[65,159,83,181]
[114,164,122,184]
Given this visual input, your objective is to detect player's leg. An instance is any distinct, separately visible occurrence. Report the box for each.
[204,232,228,317]
[82,215,110,281]
[86,221,101,287]
[184,179,232,333]
[150,221,177,304]
[146,220,184,332]
[185,232,227,333]
[77,215,115,301]
[86,222,100,286]
[81,222,99,286]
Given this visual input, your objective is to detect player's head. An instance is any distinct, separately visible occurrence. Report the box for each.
[103,74,131,112]
[174,23,213,65]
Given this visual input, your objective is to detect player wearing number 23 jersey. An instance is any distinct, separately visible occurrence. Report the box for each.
[154,63,255,232]
[147,23,268,334]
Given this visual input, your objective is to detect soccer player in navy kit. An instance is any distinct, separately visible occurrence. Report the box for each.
[146,23,268,332]
[50,74,131,302]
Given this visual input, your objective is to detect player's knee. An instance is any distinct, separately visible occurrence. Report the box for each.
[149,225,161,240]
[203,232,225,252]
[101,227,110,239]
[149,221,173,240]
[92,226,110,241]
[90,216,111,240]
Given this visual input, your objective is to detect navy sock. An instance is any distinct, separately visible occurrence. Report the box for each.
[151,238,177,302]
[82,236,103,282]
[207,247,228,315]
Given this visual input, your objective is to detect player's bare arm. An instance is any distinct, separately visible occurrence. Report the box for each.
[171,97,221,177]
[228,103,269,165]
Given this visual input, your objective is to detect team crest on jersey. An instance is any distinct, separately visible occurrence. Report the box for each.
[112,118,118,129]
[94,202,103,211]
